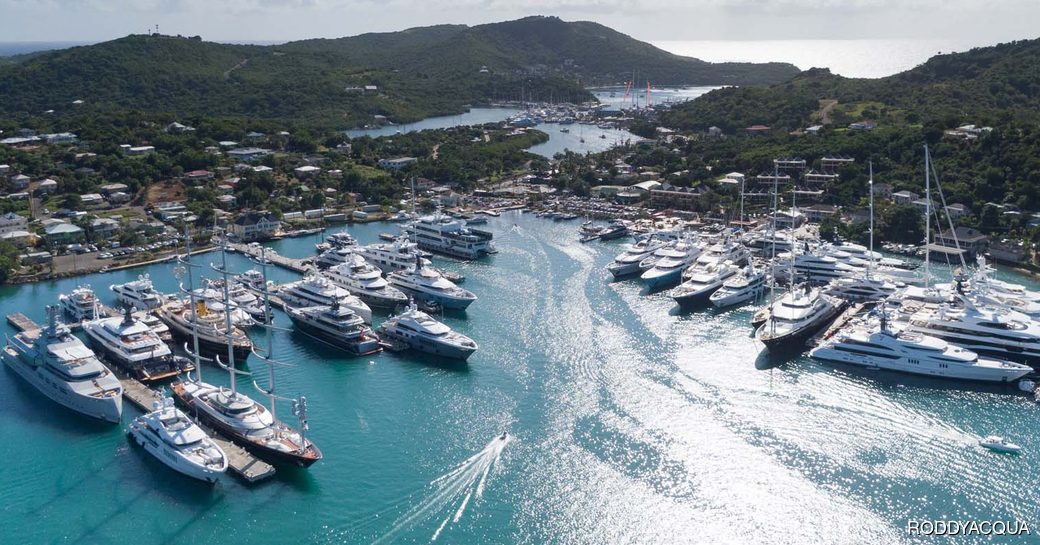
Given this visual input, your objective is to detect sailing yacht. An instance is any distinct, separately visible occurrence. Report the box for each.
[606,234,675,279]
[810,310,1031,382]
[171,240,323,468]
[278,273,373,323]
[286,302,382,356]
[59,285,103,322]
[387,258,477,310]
[83,307,193,383]
[378,302,478,360]
[756,284,844,351]
[640,238,702,289]
[111,274,165,310]
[2,307,123,422]
[128,394,228,483]
[322,251,410,308]
[710,261,768,309]
[358,236,431,273]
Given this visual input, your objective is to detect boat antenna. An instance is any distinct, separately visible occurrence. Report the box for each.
[213,230,238,394]
[768,159,780,333]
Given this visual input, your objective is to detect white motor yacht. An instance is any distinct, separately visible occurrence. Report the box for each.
[606,235,674,279]
[59,285,103,322]
[128,394,228,483]
[387,260,477,311]
[710,261,768,309]
[358,236,431,273]
[322,251,409,308]
[640,238,702,290]
[111,274,164,310]
[378,302,478,360]
[2,306,123,423]
[278,273,373,323]
[286,302,382,356]
[672,261,741,307]
[83,307,193,383]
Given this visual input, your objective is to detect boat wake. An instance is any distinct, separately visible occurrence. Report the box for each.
[370,433,512,544]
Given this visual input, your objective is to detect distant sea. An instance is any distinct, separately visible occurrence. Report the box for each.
[0,41,91,56]
[653,39,990,78]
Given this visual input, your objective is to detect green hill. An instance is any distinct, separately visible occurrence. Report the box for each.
[0,16,799,128]
[661,38,1040,132]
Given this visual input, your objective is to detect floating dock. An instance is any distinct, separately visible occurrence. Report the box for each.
[7,313,38,332]
[119,377,276,483]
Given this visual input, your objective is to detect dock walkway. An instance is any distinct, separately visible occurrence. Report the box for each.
[807,302,870,348]
[230,243,314,274]
[7,313,38,332]
[118,377,276,483]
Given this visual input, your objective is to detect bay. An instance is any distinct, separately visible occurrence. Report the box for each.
[2,215,1039,543]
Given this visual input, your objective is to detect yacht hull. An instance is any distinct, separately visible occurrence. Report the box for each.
[289,317,382,356]
[127,424,223,483]
[2,347,123,423]
[757,302,845,352]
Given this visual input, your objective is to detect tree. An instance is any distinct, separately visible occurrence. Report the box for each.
[880,204,923,244]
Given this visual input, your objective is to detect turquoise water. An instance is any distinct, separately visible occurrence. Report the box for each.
[2,214,1040,544]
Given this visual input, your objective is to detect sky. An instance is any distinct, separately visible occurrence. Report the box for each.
[0,0,1037,45]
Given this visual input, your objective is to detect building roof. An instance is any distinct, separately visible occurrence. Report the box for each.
[44,223,83,235]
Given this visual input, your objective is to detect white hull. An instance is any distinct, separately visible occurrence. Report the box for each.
[2,347,123,423]
[128,425,224,483]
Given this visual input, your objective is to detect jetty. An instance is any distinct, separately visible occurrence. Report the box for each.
[230,243,314,274]
[7,313,39,333]
[119,376,276,483]
[807,302,870,348]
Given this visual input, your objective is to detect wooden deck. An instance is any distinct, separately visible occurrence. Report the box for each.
[6,313,39,332]
[806,302,871,348]
[119,377,276,483]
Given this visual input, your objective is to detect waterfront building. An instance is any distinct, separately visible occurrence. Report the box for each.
[231,212,280,242]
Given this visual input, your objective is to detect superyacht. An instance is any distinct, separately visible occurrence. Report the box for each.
[810,310,1031,382]
[710,261,768,309]
[157,298,253,360]
[640,238,703,290]
[387,258,477,310]
[378,301,478,360]
[756,284,845,351]
[671,261,741,307]
[322,252,410,308]
[111,274,165,310]
[314,231,357,254]
[401,214,495,259]
[900,297,1040,365]
[278,273,373,323]
[606,235,676,279]
[128,394,228,483]
[83,307,193,383]
[2,307,123,422]
[358,236,431,273]
[286,302,382,356]
[59,285,104,322]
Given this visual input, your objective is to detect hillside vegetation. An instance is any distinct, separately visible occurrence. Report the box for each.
[662,38,1040,132]
[0,16,799,128]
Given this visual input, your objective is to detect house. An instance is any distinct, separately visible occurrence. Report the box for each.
[946,203,971,218]
[294,165,321,178]
[892,190,919,204]
[44,132,78,144]
[802,204,840,223]
[244,131,266,142]
[183,170,214,183]
[7,192,29,201]
[378,157,417,171]
[912,198,936,214]
[10,174,30,190]
[125,145,156,155]
[99,183,129,195]
[0,212,28,235]
[230,212,280,242]
[37,178,58,194]
[931,227,989,260]
[216,194,238,208]
[988,239,1029,264]
[773,208,806,230]
[775,158,807,171]
[153,202,188,221]
[707,126,723,138]
[804,170,839,185]
[871,182,893,199]
[716,172,745,186]
[848,122,876,131]
[0,164,10,175]
[165,122,195,133]
[649,184,703,210]
[44,223,85,244]
[80,193,105,208]
[227,147,270,162]
[590,185,627,198]
[107,192,131,204]
[90,217,120,237]
[0,230,32,248]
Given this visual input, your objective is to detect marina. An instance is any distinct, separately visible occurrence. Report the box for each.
[4,212,1040,544]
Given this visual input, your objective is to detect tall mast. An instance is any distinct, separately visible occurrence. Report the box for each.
[260,246,276,421]
[868,160,875,278]
[180,223,203,382]
[219,235,237,394]
[923,145,932,288]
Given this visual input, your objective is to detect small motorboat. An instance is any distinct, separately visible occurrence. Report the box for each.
[979,435,1022,454]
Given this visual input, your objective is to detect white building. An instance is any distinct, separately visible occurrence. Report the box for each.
[0,212,28,235]
[378,157,417,171]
